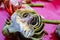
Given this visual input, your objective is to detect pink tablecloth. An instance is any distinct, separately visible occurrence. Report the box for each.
[0,0,60,40]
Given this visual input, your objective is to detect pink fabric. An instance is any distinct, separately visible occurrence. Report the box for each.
[0,8,9,40]
[0,0,60,40]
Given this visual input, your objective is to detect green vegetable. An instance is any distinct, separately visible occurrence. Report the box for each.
[28,4,44,7]
[42,20,60,24]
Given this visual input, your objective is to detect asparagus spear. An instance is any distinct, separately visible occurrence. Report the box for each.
[28,4,44,7]
[42,20,60,24]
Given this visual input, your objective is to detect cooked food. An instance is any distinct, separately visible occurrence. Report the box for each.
[2,4,45,40]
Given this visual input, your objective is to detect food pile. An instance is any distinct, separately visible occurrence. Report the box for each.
[0,0,60,40]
